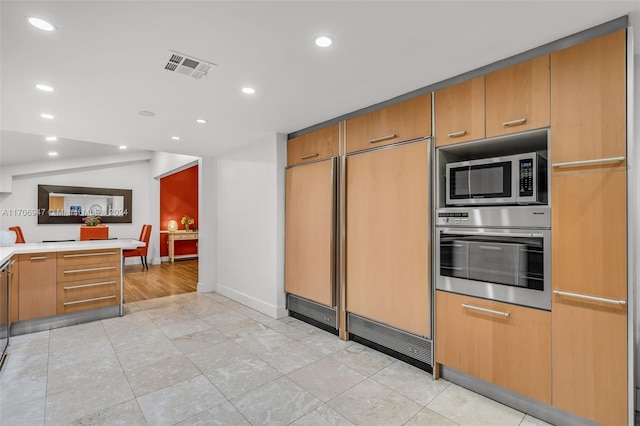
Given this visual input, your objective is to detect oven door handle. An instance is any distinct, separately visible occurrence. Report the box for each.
[439,229,545,239]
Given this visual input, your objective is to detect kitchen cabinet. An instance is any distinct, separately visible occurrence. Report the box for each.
[9,257,18,323]
[18,253,57,321]
[550,29,627,426]
[346,93,431,153]
[434,76,485,146]
[285,158,336,307]
[346,140,430,336]
[56,249,121,314]
[435,290,551,403]
[287,124,339,167]
[485,56,550,137]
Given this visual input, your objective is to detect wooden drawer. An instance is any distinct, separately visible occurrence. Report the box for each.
[57,249,121,266]
[346,93,431,153]
[485,56,550,137]
[57,275,120,301]
[287,124,339,167]
[57,288,120,314]
[172,232,198,240]
[436,291,551,403]
[57,261,120,283]
[435,76,485,146]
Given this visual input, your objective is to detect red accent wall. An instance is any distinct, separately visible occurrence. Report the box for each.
[160,165,198,257]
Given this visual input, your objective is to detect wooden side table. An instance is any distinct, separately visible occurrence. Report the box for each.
[161,230,199,262]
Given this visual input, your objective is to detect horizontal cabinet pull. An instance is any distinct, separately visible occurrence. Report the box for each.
[551,156,625,168]
[447,130,467,137]
[368,133,397,144]
[553,290,626,305]
[462,303,510,317]
[64,280,117,290]
[30,256,48,261]
[502,118,527,127]
[479,245,502,251]
[63,252,117,258]
[63,295,116,306]
[63,266,117,274]
[300,153,319,160]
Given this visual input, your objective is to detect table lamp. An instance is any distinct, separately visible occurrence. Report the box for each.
[167,219,178,232]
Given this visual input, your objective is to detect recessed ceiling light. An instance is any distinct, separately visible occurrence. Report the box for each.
[40,113,54,119]
[138,110,156,117]
[119,145,127,150]
[315,35,334,48]
[27,17,56,32]
[242,87,256,95]
[195,119,207,124]
[171,136,181,141]
[48,151,58,157]
[36,84,54,92]
[45,136,58,142]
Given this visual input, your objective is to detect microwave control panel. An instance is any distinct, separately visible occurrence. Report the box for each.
[519,159,534,197]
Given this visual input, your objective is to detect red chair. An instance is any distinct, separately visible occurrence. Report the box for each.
[123,224,152,270]
[8,226,25,243]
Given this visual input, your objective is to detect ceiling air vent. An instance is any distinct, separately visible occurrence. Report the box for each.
[163,50,216,80]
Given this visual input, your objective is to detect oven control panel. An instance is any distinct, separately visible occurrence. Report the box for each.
[437,211,469,225]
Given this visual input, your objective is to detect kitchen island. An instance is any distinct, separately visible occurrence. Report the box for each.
[0,239,144,336]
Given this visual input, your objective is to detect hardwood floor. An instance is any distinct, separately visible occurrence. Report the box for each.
[123,259,198,303]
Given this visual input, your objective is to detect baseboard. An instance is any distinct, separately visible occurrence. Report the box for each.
[197,281,216,293]
[215,283,287,319]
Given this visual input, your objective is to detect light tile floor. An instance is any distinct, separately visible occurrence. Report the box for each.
[0,292,552,425]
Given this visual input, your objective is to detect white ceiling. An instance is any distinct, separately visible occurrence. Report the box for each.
[1,1,639,166]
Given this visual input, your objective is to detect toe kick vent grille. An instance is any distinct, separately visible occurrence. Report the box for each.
[163,50,216,80]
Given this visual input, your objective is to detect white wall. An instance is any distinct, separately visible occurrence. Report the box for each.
[0,159,152,250]
[197,156,217,293]
[215,133,287,318]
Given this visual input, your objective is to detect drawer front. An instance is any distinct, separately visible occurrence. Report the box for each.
[436,291,551,403]
[58,276,120,301]
[287,124,339,167]
[57,289,120,314]
[346,93,431,153]
[172,233,198,240]
[57,262,120,283]
[58,249,121,266]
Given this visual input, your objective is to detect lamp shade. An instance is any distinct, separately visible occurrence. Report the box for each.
[167,219,178,232]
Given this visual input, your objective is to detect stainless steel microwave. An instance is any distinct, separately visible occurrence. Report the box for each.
[445,152,547,206]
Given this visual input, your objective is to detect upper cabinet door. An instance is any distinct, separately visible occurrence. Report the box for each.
[287,124,339,167]
[550,30,626,170]
[485,56,550,137]
[346,93,431,153]
[435,76,485,146]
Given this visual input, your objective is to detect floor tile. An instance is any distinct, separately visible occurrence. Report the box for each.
[326,378,423,426]
[47,352,124,396]
[137,375,225,426]
[231,376,322,425]
[144,305,199,328]
[183,339,254,374]
[175,401,251,425]
[299,330,354,355]
[428,383,525,426]
[290,403,355,425]
[170,328,227,354]
[371,361,450,405]
[0,396,45,425]
[159,317,212,339]
[205,356,282,399]
[48,338,117,371]
[288,357,366,402]
[0,370,47,409]
[115,336,181,373]
[257,340,325,374]
[404,407,458,425]
[521,414,553,425]
[232,327,294,354]
[70,399,147,425]
[125,353,202,397]
[330,343,397,376]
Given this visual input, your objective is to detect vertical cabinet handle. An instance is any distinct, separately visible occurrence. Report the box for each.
[447,130,467,137]
[502,118,527,127]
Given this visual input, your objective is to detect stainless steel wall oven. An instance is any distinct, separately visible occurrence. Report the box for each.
[435,206,551,311]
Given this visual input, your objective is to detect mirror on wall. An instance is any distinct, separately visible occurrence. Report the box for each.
[38,184,132,224]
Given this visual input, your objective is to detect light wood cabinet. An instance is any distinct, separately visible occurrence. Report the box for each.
[550,29,627,425]
[485,56,550,137]
[285,158,336,307]
[287,124,339,167]
[435,76,485,146]
[18,253,57,321]
[435,290,551,403]
[56,249,121,314]
[346,140,430,336]
[550,30,626,171]
[346,93,431,153]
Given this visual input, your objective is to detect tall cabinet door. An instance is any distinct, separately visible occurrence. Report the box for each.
[346,140,430,337]
[550,29,627,426]
[285,158,336,307]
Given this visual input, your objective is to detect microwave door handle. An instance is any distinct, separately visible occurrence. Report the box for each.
[440,230,545,239]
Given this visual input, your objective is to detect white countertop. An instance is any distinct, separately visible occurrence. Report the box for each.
[0,239,144,267]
